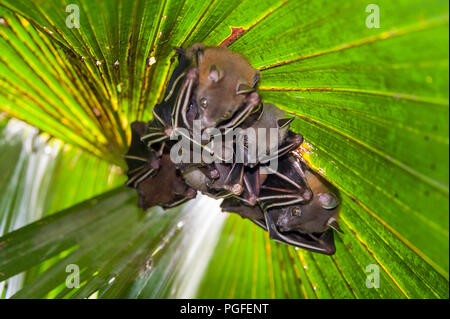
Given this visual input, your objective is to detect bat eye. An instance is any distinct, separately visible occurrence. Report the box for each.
[200,98,208,108]
[291,207,302,217]
[223,110,232,119]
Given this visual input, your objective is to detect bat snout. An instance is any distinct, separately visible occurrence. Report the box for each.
[277,215,293,232]
[200,115,217,129]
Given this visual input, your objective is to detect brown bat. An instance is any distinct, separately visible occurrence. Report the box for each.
[270,169,341,234]
[222,155,341,255]
[142,44,261,158]
[124,121,161,188]
[184,43,261,130]
[125,121,196,210]
[136,153,196,210]
[263,166,341,255]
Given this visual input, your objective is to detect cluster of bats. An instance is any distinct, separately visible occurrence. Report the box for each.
[125,44,342,255]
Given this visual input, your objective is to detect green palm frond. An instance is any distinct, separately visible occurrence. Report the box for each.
[0,0,448,298]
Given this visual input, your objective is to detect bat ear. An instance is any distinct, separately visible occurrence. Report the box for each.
[318,192,340,209]
[236,83,255,94]
[209,65,221,82]
[277,117,294,128]
[327,217,344,233]
[252,70,261,88]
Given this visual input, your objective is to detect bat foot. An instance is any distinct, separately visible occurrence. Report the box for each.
[185,188,197,199]
[164,126,173,137]
[303,189,312,201]
[187,67,199,80]
[230,184,243,195]
[248,195,257,206]
[209,169,220,179]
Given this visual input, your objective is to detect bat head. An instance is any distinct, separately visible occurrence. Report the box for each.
[186,44,260,128]
[265,211,337,255]
[269,168,341,234]
[263,165,342,254]
[269,194,340,234]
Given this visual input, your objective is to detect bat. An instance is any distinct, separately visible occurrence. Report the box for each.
[141,44,263,179]
[184,43,262,130]
[181,103,302,195]
[235,103,303,167]
[123,43,342,255]
[221,155,341,255]
[125,121,196,210]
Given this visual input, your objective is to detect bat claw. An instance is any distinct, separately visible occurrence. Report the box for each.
[164,126,173,137]
[187,67,199,80]
[208,168,220,179]
[230,184,243,195]
[248,195,257,206]
[185,188,197,199]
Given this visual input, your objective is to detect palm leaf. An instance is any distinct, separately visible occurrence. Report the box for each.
[0,119,125,297]
[0,0,448,298]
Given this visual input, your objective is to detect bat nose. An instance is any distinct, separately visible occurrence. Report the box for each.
[277,216,291,231]
[201,116,215,129]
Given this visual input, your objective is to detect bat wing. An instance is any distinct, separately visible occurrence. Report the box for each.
[221,197,267,231]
